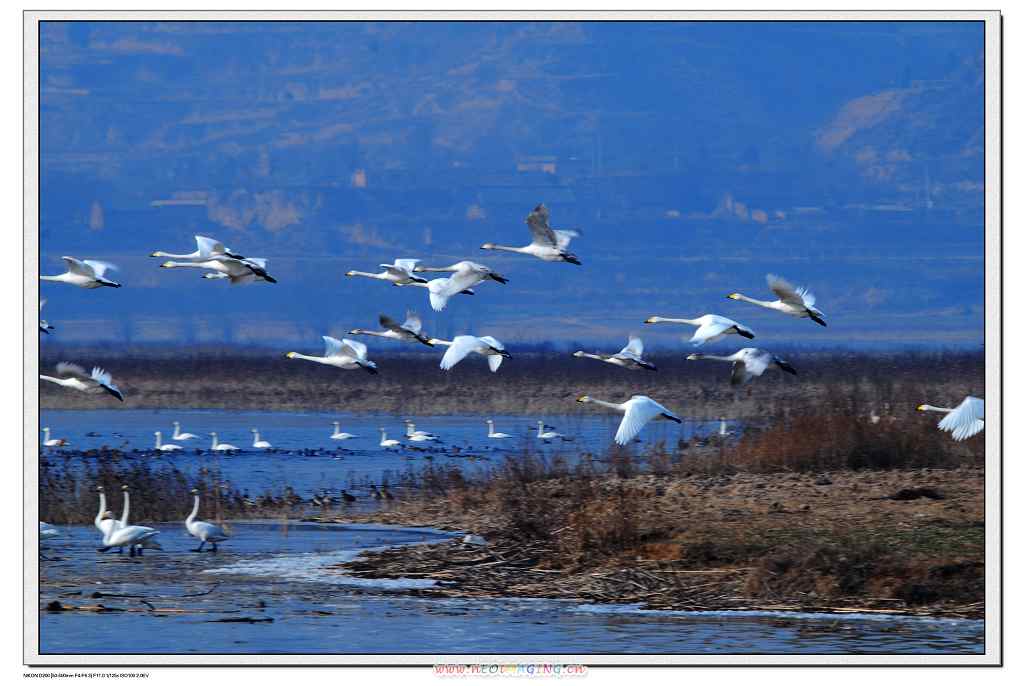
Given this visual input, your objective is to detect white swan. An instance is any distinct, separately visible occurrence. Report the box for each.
[486,420,512,439]
[40,362,125,401]
[172,421,198,441]
[151,234,245,261]
[917,396,984,441]
[330,422,358,440]
[644,314,755,346]
[576,394,682,445]
[39,299,54,334]
[40,522,60,540]
[286,336,379,374]
[686,348,797,385]
[41,257,121,288]
[431,335,510,372]
[94,486,121,542]
[250,428,273,449]
[536,421,566,441]
[161,256,277,284]
[404,420,439,442]
[100,485,162,556]
[379,429,401,448]
[209,432,239,452]
[573,336,656,371]
[481,204,582,265]
[346,258,428,286]
[413,261,509,298]
[728,274,827,327]
[186,489,230,552]
[153,431,182,452]
[41,427,68,448]
[349,311,434,347]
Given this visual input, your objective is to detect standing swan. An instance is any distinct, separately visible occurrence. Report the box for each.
[185,489,230,552]
[98,486,161,556]
[431,336,510,372]
[686,348,797,385]
[330,422,358,440]
[727,274,827,327]
[40,363,125,402]
[153,431,182,452]
[41,257,121,288]
[917,396,984,441]
[573,336,656,371]
[576,395,683,445]
[349,312,434,347]
[644,314,754,346]
[286,336,379,374]
[481,204,582,265]
[250,428,273,449]
[94,486,121,543]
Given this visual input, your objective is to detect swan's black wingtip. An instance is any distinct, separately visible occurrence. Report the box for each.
[737,329,755,339]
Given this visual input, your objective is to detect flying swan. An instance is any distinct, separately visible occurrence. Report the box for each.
[573,336,656,371]
[39,299,54,334]
[286,336,379,374]
[481,204,582,265]
[40,363,125,402]
[644,314,755,346]
[346,258,428,286]
[349,312,434,347]
[917,396,984,441]
[686,348,797,385]
[161,256,277,284]
[576,394,683,445]
[430,335,510,372]
[727,274,827,327]
[151,235,245,261]
[41,257,121,289]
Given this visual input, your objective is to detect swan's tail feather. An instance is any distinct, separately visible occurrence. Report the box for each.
[808,311,827,327]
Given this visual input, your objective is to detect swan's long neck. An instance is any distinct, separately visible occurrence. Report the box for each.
[120,490,130,528]
[584,397,625,412]
[40,274,69,283]
[210,433,218,449]
[380,430,388,441]
[575,352,604,361]
[731,294,774,308]
[161,261,209,269]
[40,375,64,386]
[288,353,325,364]
[154,432,162,448]
[353,330,389,338]
[187,495,200,526]
[650,317,699,326]
[348,270,385,279]
[920,405,954,413]
[692,354,733,362]
[152,251,197,259]
[43,427,50,441]
[252,429,261,442]
[95,491,106,527]
[427,338,453,347]
[484,244,527,254]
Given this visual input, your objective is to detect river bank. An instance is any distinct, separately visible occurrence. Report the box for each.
[325,466,985,619]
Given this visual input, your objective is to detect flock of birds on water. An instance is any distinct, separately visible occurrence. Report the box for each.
[39,203,984,554]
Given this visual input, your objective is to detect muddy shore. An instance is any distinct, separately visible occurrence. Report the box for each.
[321,467,985,619]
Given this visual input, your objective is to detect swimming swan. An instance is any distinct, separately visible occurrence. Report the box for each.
[41,257,121,289]
[573,336,656,371]
[172,421,198,441]
[644,314,755,346]
[379,429,401,448]
[686,348,797,385]
[350,311,434,347]
[250,428,273,449]
[40,362,125,401]
[576,394,683,445]
[153,431,182,452]
[209,432,239,452]
[917,396,984,441]
[431,336,510,372]
[40,522,60,540]
[481,204,582,265]
[485,420,512,439]
[286,336,379,374]
[727,274,827,327]
[404,420,440,442]
[186,489,230,552]
[41,427,68,447]
[331,422,358,440]
[536,421,567,441]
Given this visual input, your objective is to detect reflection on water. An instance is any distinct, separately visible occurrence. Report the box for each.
[39,523,984,655]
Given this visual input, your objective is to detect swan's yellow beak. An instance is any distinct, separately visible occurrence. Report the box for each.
[643,317,656,324]
[916,404,927,411]
[160,261,174,268]
[149,251,160,257]
[727,293,740,300]
[576,395,588,403]
[344,271,355,277]
[285,352,297,359]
